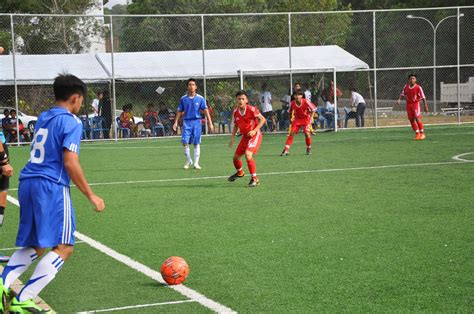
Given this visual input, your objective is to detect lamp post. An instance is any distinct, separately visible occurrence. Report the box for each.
[406,13,464,113]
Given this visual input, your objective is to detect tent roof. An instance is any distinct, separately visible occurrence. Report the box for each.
[0,45,369,85]
[0,53,110,86]
[96,45,369,81]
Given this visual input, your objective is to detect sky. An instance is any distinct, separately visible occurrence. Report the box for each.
[105,0,129,9]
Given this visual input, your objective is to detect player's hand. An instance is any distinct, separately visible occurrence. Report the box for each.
[1,164,13,177]
[172,123,178,132]
[396,100,400,106]
[208,124,214,133]
[89,194,105,212]
[424,105,429,113]
[247,130,256,137]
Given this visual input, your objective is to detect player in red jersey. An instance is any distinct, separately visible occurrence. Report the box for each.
[228,90,266,187]
[281,89,316,156]
[397,74,429,140]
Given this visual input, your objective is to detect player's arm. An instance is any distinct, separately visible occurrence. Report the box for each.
[0,144,12,177]
[228,121,238,148]
[247,114,265,138]
[63,150,104,212]
[421,98,429,112]
[397,89,405,106]
[203,109,214,133]
[172,111,183,132]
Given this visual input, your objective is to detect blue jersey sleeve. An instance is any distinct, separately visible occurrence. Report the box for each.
[200,98,208,111]
[62,117,82,155]
[178,98,185,112]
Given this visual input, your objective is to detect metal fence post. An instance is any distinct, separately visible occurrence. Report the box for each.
[334,68,338,133]
[457,7,461,125]
[373,11,378,128]
[110,15,118,141]
[10,15,20,145]
[201,15,208,134]
[288,13,293,90]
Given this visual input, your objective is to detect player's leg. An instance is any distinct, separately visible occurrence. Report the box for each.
[10,183,75,312]
[181,121,193,169]
[304,125,312,155]
[228,153,245,182]
[282,123,299,156]
[245,150,259,187]
[192,120,202,169]
[414,104,425,140]
[407,104,420,140]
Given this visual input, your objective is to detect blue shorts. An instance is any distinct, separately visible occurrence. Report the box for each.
[16,178,75,248]
[182,119,202,145]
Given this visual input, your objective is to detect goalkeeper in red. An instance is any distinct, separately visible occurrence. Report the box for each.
[228,90,266,187]
[397,74,429,140]
[281,89,316,156]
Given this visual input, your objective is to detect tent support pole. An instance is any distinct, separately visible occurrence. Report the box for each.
[10,15,20,146]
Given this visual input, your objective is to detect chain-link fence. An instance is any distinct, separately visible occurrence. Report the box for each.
[0,6,472,143]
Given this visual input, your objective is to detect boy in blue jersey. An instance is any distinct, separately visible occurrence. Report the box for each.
[0,75,105,313]
[173,78,214,170]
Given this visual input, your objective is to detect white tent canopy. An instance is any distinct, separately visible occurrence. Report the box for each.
[0,53,110,86]
[0,45,369,85]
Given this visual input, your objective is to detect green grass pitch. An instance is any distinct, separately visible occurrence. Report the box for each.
[1,125,473,312]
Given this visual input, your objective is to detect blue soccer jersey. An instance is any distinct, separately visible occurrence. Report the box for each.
[177,94,207,120]
[20,107,83,186]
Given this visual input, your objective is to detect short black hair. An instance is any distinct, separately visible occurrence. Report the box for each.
[147,103,154,108]
[3,109,9,115]
[235,90,248,97]
[187,78,197,85]
[408,73,417,78]
[350,88,357,92]
[293,89,304,96]
[53,74,87,101]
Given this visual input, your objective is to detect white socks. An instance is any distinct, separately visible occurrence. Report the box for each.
[17,251,63,302]
[184,146,193,164]
[194,145,201,165]
[1,247,38,289]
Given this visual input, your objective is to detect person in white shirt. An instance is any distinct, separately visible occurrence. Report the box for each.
[260,83,276,131]
[91,91,103,117]
[350,88,366,127]
[303,83,312,102]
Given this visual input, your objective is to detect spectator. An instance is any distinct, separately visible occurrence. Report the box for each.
[279,90,291,131]
[99,89,112,139]
[3,109,30,142]
[259,83,276,132]
[321,81,342,128]
[119,104,138,137]
[1,109,10,141]
[290,82,302,101]
[350,88,366,127]
[91,91,102,117]
[303,83,312,102]
[158,102,173,135]
[143,103,161,136]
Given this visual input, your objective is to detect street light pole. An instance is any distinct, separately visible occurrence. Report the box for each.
[406,14,464,113]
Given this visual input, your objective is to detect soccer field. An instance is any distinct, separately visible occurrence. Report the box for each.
[1,125,473,312]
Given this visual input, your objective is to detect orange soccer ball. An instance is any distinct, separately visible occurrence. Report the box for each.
[160,256,189,285]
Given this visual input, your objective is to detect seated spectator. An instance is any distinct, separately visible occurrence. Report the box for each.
[143,103,162,136]
[3,109,30,142]
[119,104,138,137]
[158,102,174,135]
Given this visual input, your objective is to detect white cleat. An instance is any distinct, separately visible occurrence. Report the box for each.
[184,162,192,170]
[193,164,202,170]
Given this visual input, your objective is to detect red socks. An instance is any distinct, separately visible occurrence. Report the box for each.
[305,136,311,148]
[247,159,257,177]
[417,120,424,133]
[285,135,294,150]
[410,120,419,133]
[233,159,243,171]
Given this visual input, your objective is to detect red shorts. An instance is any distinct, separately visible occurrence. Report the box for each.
[235,131,262,156]
[290,119,311,134]
[406,102,421,120]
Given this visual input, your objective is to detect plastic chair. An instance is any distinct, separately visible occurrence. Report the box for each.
[316,107,328,129]
[90,117,108,139]
[152,124,165,137]
[116,117,130,138]
[344,107,357,128]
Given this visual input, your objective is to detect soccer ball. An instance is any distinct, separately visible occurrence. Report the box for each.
[160,256,189,285]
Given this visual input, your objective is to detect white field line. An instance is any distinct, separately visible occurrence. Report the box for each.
[84,160,468,188]
[6,195,236,314]
[78,131,474,150]
[77,299,197,313]
[452,152,474,163]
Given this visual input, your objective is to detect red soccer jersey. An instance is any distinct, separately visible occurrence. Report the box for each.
[233,105,261,135]
[289,99,315,123]
[401,84,426,104]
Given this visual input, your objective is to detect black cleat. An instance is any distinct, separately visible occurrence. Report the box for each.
[280,149,289,156]
[228,171,245,182]
[248,177,260,187]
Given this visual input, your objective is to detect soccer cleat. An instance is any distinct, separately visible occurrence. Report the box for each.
[248,177,260,187]
[228,171,245,182]
[8,297,51,313]
[280,149,289,156]
[419,133,426,140]
[193,164,202,170]
[183,161,192,170]
[414,133,421,140]
[306,147,312,155]
[0,206,4,226]
[0,255,10,263]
